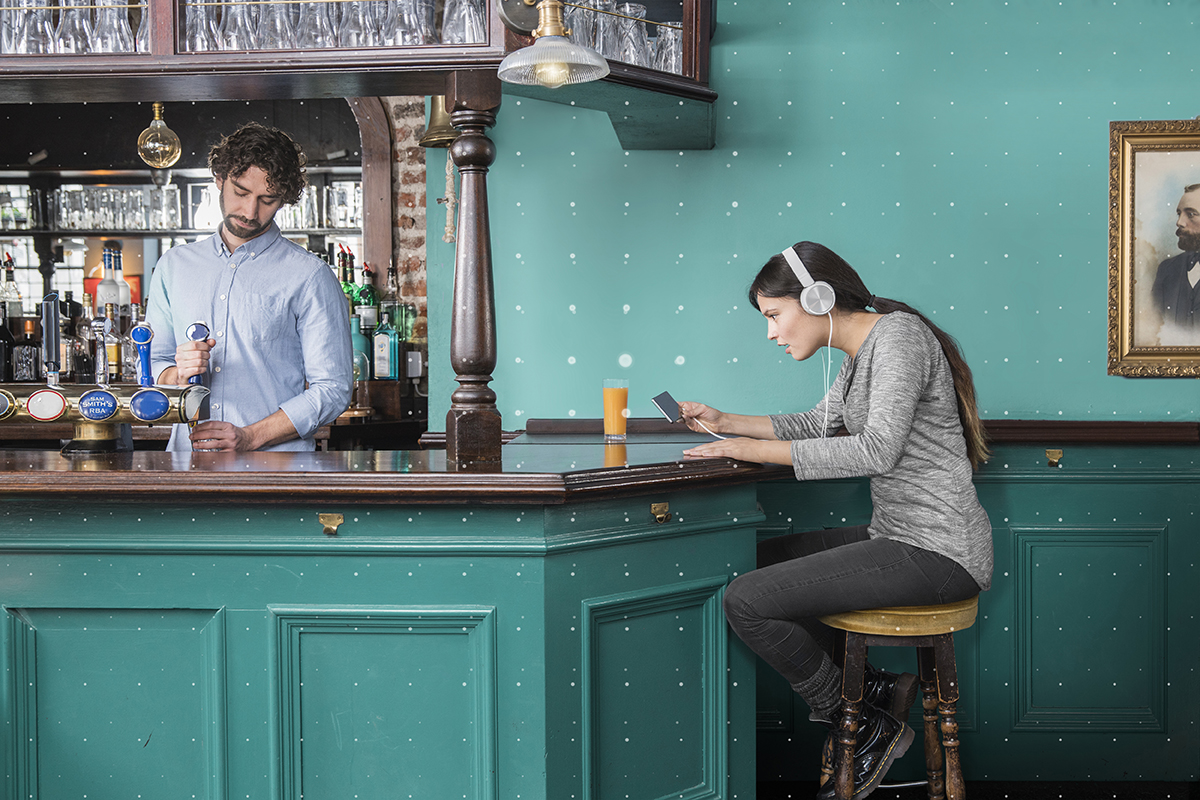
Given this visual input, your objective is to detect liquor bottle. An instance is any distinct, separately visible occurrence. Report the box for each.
[0,305,14,381]
[385,261,401,302]
[113,249,133,330]
[94,248,121,314]
[2,253,23,320]
[354,262,380,330]
[58,315,78,383]
[59,289,83,322]
[119,303,139,381]
[349,314,371,380]
[372,312,399,380]
[339,246,357,317]
[103,303,121,383]
[337,245,353,296]
[11,318,40,381]
[74,294,96,383]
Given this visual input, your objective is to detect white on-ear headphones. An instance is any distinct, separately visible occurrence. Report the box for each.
[781,245,836,316]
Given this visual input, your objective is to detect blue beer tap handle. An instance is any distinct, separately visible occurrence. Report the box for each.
[184,321,210,386]
[130,324,154,387]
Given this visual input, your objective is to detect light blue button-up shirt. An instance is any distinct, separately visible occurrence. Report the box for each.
[145,223,353,451]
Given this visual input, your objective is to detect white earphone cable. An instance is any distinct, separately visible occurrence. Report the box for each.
[696,418,727,440]
[822,312,833,436]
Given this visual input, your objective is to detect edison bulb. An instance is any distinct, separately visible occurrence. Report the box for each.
[137,102,181,169]
[534,60,571,89]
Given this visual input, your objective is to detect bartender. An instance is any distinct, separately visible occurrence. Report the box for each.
[145,122,352,452]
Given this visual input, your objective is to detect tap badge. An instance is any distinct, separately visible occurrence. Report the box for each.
[78,390,119,422]
[130,389,170,422]
[26,389,68,422]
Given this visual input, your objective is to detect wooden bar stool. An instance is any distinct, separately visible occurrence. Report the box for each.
[818,596,978,800]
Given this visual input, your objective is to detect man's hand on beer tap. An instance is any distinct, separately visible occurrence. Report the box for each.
[175,338,215,381]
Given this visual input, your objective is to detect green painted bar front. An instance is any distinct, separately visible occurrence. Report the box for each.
[3,437,1199,795]
[0,444,765,799]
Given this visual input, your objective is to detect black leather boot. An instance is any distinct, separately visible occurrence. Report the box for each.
[815,702,914,800]
[862,663,919,722]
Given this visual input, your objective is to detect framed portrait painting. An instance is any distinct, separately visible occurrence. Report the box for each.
[1109,119,1200,376]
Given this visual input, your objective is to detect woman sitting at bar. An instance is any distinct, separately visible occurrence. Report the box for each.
[680,241,992,799]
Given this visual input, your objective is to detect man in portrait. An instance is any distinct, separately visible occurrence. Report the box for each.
[1151,183,1200,330]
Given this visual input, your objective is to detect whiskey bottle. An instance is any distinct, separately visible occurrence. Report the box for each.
[103,303,121,383]
[73,294,96,383]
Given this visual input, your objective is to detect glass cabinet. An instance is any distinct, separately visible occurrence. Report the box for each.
[0,0,715,149]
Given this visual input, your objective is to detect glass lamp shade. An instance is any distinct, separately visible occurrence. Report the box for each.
[137,103,182,169]
[497,35,610,89]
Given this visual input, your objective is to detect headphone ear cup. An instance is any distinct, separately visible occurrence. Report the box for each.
[801,281,836,316]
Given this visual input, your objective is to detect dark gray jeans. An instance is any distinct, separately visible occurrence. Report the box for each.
[723,525,980,690]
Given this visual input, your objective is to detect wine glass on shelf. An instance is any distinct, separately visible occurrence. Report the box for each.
[217,0,257,50]
[91,0,136,51]
[440,0,483,44]
[653,22,681,74]
[18,0,56,54]
[55,0,94,54]
[398,0,433,44]
[592,0,618,59]
[614,2,650,67]
[336,0,376,47]
[294,0,335,48]
[183,0,217,50]
[256,0,296,48]
[135,2,150,51]
[566,0,595,48]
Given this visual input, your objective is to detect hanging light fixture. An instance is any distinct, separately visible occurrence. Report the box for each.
[137,102,182,169]
[497,0,609,89]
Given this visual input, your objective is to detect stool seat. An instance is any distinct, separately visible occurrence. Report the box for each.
[819,596,978,637]
[818,595,980,800]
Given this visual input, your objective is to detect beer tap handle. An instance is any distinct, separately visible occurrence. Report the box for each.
[40,297,60,387]
[91,316,110,388]
[130,324,154,387]
[184,321,210,386]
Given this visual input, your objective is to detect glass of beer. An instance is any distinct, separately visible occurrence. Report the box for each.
[603,379,629,442]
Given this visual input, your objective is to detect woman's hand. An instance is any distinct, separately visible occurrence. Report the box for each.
[678,401,723,435]
[682,437,795,467]
[682,437,762,462]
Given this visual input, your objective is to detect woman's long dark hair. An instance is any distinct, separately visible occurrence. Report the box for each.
[749,241,989,469]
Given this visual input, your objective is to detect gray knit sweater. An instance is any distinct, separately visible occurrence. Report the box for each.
[769,312,993,591]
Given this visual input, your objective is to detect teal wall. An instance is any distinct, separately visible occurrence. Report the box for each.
[427,0,1200,430]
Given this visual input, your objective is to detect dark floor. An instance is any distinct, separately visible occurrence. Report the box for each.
[757,783,1199,800]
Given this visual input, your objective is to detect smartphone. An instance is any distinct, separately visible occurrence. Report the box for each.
[651,391,681,423]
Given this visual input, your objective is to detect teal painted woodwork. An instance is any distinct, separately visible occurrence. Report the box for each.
[270,607,498,800]
[580,578,727,800]
[753,444,1200,783]
[427,0,1200,432]
[0,486,760,799]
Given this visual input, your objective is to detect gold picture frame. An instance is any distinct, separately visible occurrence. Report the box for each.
[1109,119,1200,376]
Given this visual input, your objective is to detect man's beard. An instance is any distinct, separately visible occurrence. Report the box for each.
[219,193,269,240]
[1178,229,1200,252]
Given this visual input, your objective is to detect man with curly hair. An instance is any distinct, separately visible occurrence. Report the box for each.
[145,122,352,452]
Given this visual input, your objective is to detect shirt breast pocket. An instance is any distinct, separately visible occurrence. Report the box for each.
[243,293,292,342]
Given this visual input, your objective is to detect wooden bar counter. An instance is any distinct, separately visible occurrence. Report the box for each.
[0,433,777,799]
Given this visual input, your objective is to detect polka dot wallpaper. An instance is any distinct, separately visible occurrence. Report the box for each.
[427,0,1197,429]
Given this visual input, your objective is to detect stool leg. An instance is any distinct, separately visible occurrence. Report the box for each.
[934,633,966,800]
[834,632,868,800]
[917,646,945,800]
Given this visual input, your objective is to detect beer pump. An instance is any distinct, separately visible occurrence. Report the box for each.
[0,300,210,455]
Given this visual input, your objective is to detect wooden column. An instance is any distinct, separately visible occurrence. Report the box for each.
[444,72,503,470]
[346,97,393,275]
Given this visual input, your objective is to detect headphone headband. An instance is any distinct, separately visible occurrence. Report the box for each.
[781,246,814,287]
[780,244,837,316]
